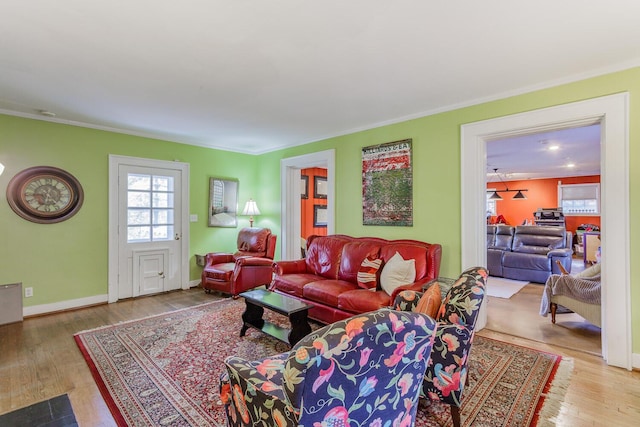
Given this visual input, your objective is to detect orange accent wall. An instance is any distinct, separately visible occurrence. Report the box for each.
[487,175,601,233]
[301,167,327,239]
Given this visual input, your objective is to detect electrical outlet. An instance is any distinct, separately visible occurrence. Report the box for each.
[25,287,33,298]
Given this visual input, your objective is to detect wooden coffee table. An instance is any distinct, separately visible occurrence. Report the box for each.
[239,288,314,346]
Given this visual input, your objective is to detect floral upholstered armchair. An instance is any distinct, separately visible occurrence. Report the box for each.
[393,266,488,427]
[220,308,438,427]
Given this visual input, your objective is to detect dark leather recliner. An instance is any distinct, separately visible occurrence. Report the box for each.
[201,227,277,296]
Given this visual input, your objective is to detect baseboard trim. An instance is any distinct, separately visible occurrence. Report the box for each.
[23,294,109,317]
[632,352,640,370]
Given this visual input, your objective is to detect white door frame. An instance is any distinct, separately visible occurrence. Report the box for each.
[461,93,631,369]
[280,149,335,260]
[108,155,190,303]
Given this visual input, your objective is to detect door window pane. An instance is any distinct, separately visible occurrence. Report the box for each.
[128,209,151,225]
[128,174,151,190]
[128,191,150,208]
[127,173,175,242]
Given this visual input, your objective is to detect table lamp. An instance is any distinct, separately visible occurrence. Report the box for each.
[242,199,260,227]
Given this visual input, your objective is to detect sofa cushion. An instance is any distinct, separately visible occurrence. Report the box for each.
[380,243,427,279]
[380,252,416,295]
[502,252,551,271]
[415,283,441,318]
[337,289,391,314]
[339,242,381,283]
[487,225,497,247]
[356,256,383,290]
[303,280,358,307]
[491,225,515,250]
[512,226,566,253]
[305,236,350,279]
[270,274,320,298]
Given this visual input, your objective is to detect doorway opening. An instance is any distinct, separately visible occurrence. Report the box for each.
[461,93,630,369]
[280,150,335,260]
[485,124,602,355]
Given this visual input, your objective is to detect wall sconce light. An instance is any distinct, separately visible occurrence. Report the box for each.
[241,199,261,227]
[487,168,528,200]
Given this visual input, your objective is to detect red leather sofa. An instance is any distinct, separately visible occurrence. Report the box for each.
[201,227,277,297]
[270,234,442,324]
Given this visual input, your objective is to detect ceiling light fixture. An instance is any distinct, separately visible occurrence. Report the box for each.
[487,168,528,200]
[38,109,56,117]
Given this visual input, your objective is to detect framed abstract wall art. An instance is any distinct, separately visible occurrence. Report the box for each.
[362,139,413,226]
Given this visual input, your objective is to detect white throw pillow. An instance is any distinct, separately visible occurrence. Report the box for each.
[380,252,416,295]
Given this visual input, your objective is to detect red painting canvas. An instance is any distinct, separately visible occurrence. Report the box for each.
[362,139,413,226]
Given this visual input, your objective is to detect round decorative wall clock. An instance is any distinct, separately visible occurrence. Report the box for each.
[6,166,84,224]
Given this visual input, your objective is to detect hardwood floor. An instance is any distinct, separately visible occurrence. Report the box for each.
[486,257,601,355]
[486,283,602,356]
[1,287,639,426]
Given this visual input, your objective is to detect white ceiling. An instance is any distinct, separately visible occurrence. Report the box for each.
[487,123,602,181]
[1,1,639,160]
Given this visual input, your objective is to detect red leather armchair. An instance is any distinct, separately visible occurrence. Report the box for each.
[201,227,277,297]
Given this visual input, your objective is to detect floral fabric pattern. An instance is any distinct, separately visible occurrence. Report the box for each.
[393,266,487,409]
[221,308,438,426]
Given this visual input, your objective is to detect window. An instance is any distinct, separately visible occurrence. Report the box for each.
[127,173,175,242]
[486,188,497,216]
[558,183,600,215]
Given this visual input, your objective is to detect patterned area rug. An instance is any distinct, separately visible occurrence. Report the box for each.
[74,298,571,427]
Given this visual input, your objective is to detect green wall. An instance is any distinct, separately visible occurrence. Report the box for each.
[1,67,638,353]
[0,118,265,305]
[264,67,639,353]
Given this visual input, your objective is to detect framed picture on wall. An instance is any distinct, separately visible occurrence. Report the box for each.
[314,204,328,227]
[208,177,239,227]
[301,175,309,199]
[314,176,327,199]
[362,139,413,226]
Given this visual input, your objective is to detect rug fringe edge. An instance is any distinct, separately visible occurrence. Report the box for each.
[535,356,574,426]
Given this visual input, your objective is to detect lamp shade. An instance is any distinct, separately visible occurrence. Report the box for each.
[488,191,503,200]
[242,199,261,216]
[0,162,4,176]
[513,190,527,200]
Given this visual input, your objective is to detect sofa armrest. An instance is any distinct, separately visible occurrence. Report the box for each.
[548,248,572,258]
[205,252,234,266]
[274,259,307,275]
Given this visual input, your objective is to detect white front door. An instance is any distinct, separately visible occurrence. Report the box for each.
[108,156,190,302]
[118,165,182,298]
